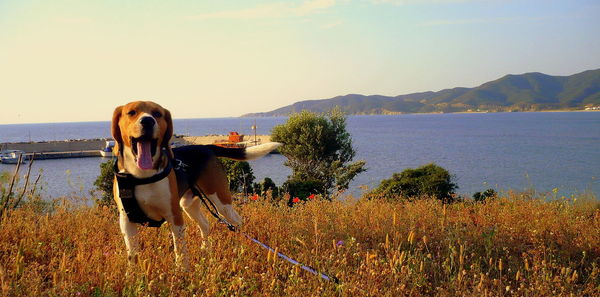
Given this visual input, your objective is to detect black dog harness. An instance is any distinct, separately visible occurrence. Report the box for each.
[114,146,216,227]
[172,145,215,197]
[114,159,172,227]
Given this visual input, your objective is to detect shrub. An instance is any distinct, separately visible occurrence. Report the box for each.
[258,177,279,198]
[473,188,497,202]
[282,178,324,204]
[371,163,458,202]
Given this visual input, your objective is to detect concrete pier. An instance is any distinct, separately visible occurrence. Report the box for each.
[0,134,273,162]
[27,150,102,160]
[2,139,107,153]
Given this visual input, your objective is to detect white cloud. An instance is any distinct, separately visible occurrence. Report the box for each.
[188,0,337,20]
[371,0,478,5]
[299,0,337,12]
[419,15,554,26]
[420,17,512,26]
[323,20,344,28]
[52,17,93,24]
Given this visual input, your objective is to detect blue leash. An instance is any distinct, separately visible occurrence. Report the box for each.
[193,187,340,284]
[240,232,340,283]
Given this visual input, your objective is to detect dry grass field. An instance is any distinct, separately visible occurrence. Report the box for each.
[1,192,599,296]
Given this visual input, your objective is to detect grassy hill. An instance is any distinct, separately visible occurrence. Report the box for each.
[1,192,599,296]
[243,69,600,116]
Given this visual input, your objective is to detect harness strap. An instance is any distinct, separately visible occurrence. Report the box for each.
[114,157,172,227]
[113,158,172,185]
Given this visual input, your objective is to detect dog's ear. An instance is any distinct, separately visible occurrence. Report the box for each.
[111,106,123,156]
[162,108,174,159]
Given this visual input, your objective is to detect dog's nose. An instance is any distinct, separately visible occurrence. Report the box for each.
[140,116,156,129]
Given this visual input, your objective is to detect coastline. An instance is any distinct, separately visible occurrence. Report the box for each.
[242,108,600,118]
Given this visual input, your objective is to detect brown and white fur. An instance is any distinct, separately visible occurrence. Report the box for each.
[111,101,281,268]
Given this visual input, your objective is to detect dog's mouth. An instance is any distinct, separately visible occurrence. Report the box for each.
[131,136,158,170]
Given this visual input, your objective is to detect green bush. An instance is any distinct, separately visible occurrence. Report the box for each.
[473,188,497,202]
[282,178,324,204]
[371,163,458,202]
[258,177,279,198]
[93,159,115,208]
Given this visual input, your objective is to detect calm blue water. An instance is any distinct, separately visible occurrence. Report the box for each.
[1,112,599,198]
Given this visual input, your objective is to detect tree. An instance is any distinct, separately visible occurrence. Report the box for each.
[371,163,458,202]
[218,158,255,195]
[271,108,366,197]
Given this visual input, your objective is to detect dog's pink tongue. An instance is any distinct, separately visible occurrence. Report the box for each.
[136,141,154,170]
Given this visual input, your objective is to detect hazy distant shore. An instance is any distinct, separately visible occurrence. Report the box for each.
[243,108,600,118]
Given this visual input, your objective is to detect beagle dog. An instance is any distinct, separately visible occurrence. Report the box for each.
[111,101,281,268]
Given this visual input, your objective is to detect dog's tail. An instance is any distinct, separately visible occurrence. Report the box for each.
[207,142,282,161]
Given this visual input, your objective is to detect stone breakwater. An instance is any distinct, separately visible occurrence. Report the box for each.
[0,135,272,155]
[1,139,108,153]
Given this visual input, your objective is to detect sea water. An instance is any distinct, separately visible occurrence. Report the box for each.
[1,112,599,199]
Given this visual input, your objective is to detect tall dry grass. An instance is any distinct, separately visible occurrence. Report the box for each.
[0,192,599,296]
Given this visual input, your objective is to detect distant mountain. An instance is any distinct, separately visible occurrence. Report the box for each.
[242,69,600,116]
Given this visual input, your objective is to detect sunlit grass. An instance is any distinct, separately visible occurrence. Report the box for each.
[1,192,599,296]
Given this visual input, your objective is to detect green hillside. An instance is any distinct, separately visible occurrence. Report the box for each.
[243,69,600,116]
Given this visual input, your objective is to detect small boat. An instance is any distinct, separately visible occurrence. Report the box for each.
[100,140,115,157]
[0,150,28,164]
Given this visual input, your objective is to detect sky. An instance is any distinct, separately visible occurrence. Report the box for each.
[0,0,599,124]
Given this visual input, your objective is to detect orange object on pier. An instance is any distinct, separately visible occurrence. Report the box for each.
[213,132,245,148]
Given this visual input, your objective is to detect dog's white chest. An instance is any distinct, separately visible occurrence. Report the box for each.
[134,178,172,220]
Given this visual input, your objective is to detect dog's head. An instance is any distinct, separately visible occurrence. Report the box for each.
[112,101,173,171]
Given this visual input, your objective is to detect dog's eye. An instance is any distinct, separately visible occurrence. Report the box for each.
[127,110,137,116]
[152,111,162,118]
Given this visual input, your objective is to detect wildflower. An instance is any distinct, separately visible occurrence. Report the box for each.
[292,197,300,203]
[250,194,259,201]
[308,194,316,200]
[336,240,344,247]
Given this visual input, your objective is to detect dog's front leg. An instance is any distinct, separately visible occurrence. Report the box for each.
[180,192,211,248]
[118,212,139,264]
[168,221,189,270]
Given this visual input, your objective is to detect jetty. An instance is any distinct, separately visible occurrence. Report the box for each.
[0,134,272,163]
[0,139,108,162]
